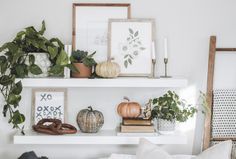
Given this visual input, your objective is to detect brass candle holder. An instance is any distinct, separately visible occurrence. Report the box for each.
[161,58,171,78]
[151,59,157,78]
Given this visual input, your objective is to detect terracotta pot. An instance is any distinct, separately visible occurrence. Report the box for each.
[72,63,92,78]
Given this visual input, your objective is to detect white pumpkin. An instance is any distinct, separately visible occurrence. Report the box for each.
[95,59,120,78]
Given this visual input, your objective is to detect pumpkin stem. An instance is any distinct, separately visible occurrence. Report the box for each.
[108,57,114,62]
[123,96,130,102]
[88,106,93,111]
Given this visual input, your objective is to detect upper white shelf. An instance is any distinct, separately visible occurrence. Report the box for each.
[17,77,188,88]
[14,129,187,145]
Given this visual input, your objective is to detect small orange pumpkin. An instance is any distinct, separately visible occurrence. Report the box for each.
[117,97,141,118]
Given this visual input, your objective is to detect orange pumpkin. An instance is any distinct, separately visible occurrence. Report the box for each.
[117,97,141,118]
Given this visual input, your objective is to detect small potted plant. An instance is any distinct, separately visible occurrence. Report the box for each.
[151,91,197,134]
[70,50,96,78]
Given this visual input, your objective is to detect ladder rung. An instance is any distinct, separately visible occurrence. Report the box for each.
[211,137,236,141]
[216,48,236,52]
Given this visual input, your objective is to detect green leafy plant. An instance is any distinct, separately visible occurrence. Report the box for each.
[71,50,96,68]
[151,91,197,122]
[0,21,72,133]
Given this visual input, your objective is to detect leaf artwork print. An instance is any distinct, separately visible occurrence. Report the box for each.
[122,28,146,68]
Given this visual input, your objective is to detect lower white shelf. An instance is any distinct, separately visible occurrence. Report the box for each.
[14,129,187,145]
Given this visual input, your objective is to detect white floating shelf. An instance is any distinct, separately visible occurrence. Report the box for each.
[14,130,187,145]
[17,77,187,88]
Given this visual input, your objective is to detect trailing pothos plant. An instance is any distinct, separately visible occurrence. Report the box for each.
[0,21,74,133]
[151,91,197,122]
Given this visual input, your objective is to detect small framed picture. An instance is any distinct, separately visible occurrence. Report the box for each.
[108,19,155,77]
[31,88,67,125]
[72,3,131,63]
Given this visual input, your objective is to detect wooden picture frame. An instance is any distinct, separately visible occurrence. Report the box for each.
[108,19,156,77]
[31,88,67,125]
[72,3,131,63]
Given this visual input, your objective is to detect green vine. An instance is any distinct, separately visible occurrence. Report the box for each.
[0,21,73,133]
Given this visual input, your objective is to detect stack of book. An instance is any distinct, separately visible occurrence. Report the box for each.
[117,118,156,136]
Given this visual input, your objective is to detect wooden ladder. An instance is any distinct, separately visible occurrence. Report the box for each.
[203,36,236,150]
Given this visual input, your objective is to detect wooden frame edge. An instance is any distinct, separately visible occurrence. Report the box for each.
[203,36,216,150]
[72,3,131,51]
[31,88,68,126]
[108,18,155,77]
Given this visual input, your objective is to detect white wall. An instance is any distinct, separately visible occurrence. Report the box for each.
[1,0,236,158]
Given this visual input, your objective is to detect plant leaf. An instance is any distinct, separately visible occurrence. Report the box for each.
[15,64,28,78]
[11,110,25,125]
[38,40,47,51]
[0,62,8,74]
[124,60,128,68]
[29,54,35,65]
[25,26,37,38]
[7,93,21,106]
[50,38,64,48]
[3,104,9,117]
[14,31,25,41]
[0,56,8,74]
[48,46,58,59]
[134,31,139,37]
[87,51,96,58]
[56,50,69,65]
[67,64,79,73]
[0,75,15,86]
[29,64,42,75]
[129,54,133,59]
[39,20,46,35]
[12,81,23,95]
[82,57,96,67]
[129,28,134,34]
[49,65,64,75]
[0,44,7,52]
[128,58,132,64]
[6,43,18,53]
[71,50,88,63]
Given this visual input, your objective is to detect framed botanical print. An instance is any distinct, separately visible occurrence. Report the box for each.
[32,88,67,125]
[72,3,131,63]
[108,19,155,76]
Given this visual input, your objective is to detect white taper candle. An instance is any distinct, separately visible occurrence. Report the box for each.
[152,41,156,60]
[164,38,168,58]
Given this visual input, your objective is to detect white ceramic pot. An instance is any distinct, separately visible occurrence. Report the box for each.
[25,52,51,78]
[157,119,175,134]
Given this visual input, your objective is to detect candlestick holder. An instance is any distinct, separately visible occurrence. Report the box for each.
[161,58,171,78]
[152,59,156,78]
[149,59,158,78]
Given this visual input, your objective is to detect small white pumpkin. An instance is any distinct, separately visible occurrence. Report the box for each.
[95,58,120,78]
